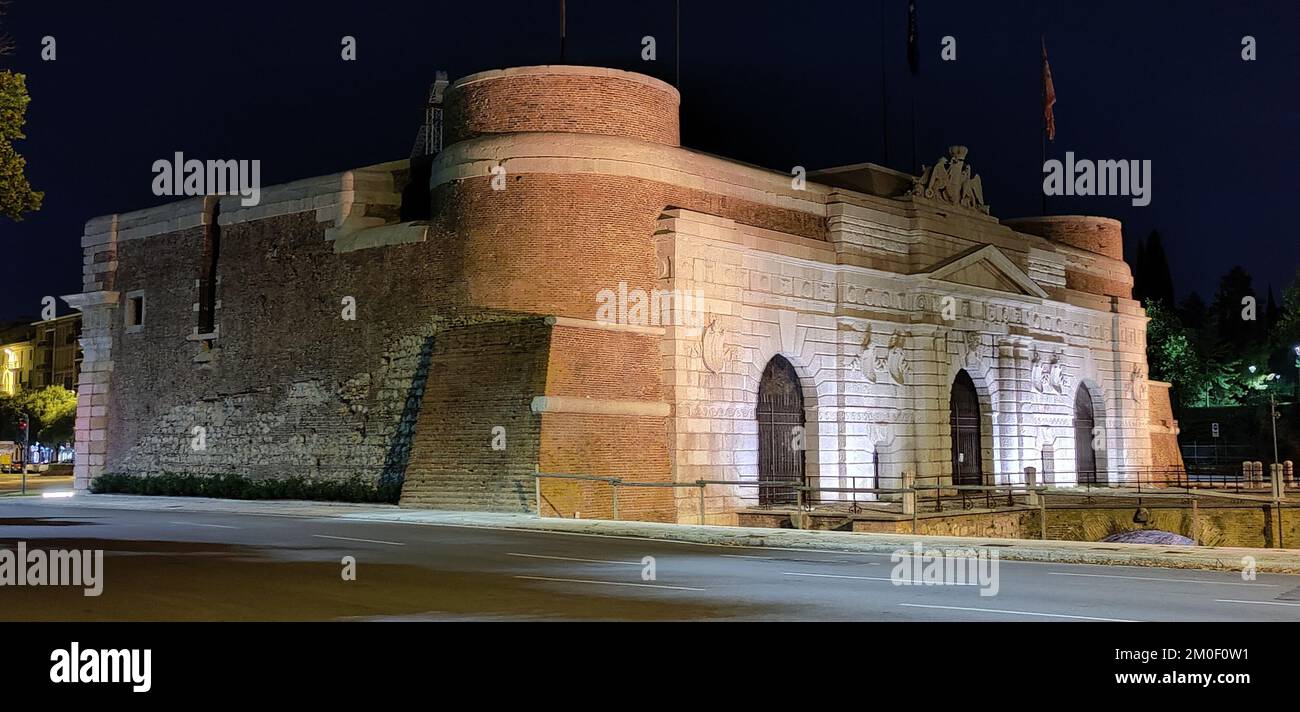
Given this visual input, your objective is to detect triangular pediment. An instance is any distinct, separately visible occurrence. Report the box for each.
[921,245,1048,298]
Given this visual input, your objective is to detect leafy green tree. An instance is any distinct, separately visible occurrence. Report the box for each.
[1133,230,1174,306]
[0,386,76,444]
[0,4,42,221]
[20,385,76,443]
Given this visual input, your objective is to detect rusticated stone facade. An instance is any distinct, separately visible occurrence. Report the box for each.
[68,65,1182,521]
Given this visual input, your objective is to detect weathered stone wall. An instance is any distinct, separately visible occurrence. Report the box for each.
[106,207,455,483]
[1042,503,1299,549]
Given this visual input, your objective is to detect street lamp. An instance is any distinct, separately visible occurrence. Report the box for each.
[1292,344,1300,404]
[1267,373,1281,467]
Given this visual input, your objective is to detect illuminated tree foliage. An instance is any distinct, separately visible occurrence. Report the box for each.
[1145,266,1300,410]
[0,3,42,221]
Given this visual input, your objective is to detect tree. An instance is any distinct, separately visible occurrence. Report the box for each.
[1134,230,1175,306]
[1178,291,1208,331]
[1208,265,1263,350]
[0,2,42,221]
[0,385,76,444]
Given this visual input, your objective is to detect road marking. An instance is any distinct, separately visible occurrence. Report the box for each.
[1050,572,1276,587]
[1214,599,1300,608]
[168,521,239,529]
[784,571,980,585]
[514,575,705,591]
[507,552,639,566]
[899,603,1136,622]
[722,554,881,565]
[312,534,404,546]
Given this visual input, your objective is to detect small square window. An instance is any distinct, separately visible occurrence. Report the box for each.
[125,291,146,333]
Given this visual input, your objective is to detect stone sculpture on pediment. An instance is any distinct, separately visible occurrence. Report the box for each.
[909,145,991,215]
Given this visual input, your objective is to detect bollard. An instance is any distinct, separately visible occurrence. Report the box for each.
[534,467,543,517]
[697,482,706,525]
[1254,461,1265,485]
[611,481,619,521]
[1285,460,1295,487]
[901,471,917,533]
[1272,464,1284,502]
[1024,467,1039,506]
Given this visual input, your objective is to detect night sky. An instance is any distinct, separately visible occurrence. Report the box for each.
[2,0,1297,322]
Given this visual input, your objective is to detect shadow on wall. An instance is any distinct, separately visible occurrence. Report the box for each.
[380,333,437,492]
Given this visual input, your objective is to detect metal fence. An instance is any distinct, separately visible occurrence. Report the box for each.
[532,463,1299,546]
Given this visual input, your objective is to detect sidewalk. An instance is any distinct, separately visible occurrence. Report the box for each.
[0,473,74,497]
[12,493,1300,574]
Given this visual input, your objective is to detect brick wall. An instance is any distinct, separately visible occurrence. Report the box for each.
[537,324,674,522]
[401,318,551,511]
[434,173,824,322]
[445,66,680,147]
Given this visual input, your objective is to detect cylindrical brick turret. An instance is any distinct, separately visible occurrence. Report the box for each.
[444,65,681,147]
[1004,216,1124,261]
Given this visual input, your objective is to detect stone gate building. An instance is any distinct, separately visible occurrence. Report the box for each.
[67,65,1182,523]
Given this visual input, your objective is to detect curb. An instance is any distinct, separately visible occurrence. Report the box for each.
[10,493,1300,574]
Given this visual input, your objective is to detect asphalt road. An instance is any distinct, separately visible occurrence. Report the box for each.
[2,499,1299,621]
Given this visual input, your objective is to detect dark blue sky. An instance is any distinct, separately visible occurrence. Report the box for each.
[2,0,1297,321]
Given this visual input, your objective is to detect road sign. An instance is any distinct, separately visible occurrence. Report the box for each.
[1211,422,1220,438]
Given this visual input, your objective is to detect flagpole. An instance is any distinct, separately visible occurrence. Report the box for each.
[911,92,917,175]
[1040,34,1047,216]
[676,0,681,89]
[880,0,889,167]
[560,0,567,63]
[909,0,918,174]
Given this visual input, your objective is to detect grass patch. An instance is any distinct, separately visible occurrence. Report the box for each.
[90,472,401,504]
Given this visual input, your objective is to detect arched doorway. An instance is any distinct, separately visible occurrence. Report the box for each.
[950,370,982,486]
[1074,385,1100,484]
[757,355,805,507]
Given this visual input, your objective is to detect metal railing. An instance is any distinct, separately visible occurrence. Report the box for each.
[532,465,1298,546]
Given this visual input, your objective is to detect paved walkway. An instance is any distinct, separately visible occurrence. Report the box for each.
[20,493,1300,573]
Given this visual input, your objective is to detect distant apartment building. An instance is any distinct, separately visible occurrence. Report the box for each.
[0,321,35,396]
[30,313,82,391]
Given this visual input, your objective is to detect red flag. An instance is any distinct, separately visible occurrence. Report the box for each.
[1042,35,1057,142]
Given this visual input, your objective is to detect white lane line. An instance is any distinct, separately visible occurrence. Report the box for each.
[783,571,979,585]
[508,552,639,566]
[312,534,405,546]
[168,521,239,529]
[514,575,705,591]
[1050,572,1277,587]
[722,554,882,565]
[899,603,1136,622]
[1214,599,1300,608]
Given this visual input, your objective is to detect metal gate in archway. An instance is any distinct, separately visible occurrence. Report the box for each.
[950,370,983,486]
[1075,384,1101,484]
[757,355,805,507]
